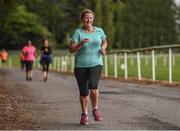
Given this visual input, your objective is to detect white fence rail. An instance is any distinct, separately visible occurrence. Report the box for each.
[105,44,180,83]
[51,44,180,84]
[1,44,179,84]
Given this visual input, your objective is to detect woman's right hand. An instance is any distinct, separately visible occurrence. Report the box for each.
[80,38,89,45]
[69,38,89,53]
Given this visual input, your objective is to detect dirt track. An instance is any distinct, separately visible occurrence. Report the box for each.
[0,68,180,130]
[0,69,39,129]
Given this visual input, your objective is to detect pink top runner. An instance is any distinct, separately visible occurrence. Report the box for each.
[23,45,36,61]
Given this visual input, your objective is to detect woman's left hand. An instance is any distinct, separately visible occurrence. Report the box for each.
[100,48,106,56]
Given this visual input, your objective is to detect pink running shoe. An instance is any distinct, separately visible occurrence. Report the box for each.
[80,113,88,125]
[92,108,102,121]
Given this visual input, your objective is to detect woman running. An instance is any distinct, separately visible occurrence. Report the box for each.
[22,40,37,81]
[19,51,25,70]
[0,49,8,67]
[69,9,107,125]
[40,38,52,82]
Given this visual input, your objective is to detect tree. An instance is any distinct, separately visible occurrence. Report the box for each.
[101,0,115,49]
[113,0,125,48]
[0,0,179,50]
[120,0,178,49]
[94,0,102,27]
[0,5,51,49]
[175,4,180,42]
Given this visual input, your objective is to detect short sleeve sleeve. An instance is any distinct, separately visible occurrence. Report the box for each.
[71,29,80,44]
[100,28,106,41]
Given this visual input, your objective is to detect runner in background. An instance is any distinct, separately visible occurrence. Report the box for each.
[19,51,25,71]
[40,38,52,82]
[0,49,8,67]
[22,40,37,81]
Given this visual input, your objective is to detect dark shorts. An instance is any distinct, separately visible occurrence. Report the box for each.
[74,65,102,96]
[42,63,50,72]
[1,60,7,63]
[25,61,34,71]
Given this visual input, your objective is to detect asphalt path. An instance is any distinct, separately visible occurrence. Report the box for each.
[1,68,180,130]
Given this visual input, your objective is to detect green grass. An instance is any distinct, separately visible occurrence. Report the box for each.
[100,53,180,82]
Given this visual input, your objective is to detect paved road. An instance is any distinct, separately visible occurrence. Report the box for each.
[1,68,180,130]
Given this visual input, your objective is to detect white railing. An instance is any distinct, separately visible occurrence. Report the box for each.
[34,44,180,84]
[106,44,180,83]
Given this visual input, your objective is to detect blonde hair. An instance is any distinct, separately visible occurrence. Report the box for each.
[80,9,95,20]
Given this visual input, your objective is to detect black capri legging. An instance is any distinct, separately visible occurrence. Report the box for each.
[25,61,34,72]
[74,65,102,96]
[42,62,50,72]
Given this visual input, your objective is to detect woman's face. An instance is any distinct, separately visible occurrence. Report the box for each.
[27,40,32,46]
[82,13,94,27]
[43,40,49,47]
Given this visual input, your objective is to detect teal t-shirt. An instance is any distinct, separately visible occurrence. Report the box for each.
[71,27,106,67]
